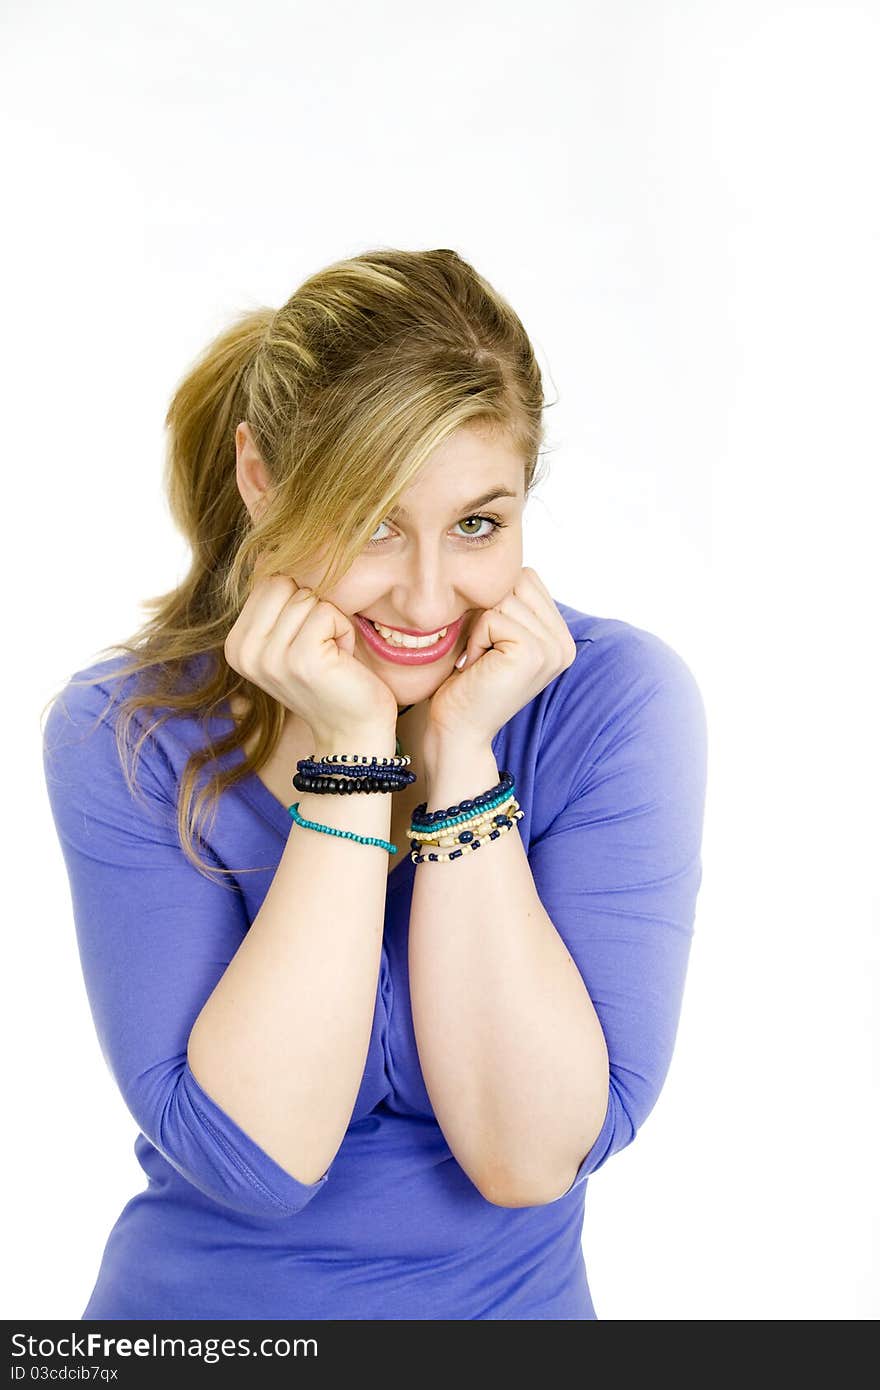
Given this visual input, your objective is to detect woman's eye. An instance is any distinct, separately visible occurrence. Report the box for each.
[456,516,493,540]
[366,515,506,549]
[366,520,393,546]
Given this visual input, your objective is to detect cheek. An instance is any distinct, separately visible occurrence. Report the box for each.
[485,547,523,598]
[316,579,363,614]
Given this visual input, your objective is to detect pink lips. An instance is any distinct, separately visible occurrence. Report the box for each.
[354,613,464,666]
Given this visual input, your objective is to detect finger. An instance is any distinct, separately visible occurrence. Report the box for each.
[495,591,553,643]
[263,590,355,666]
[518,566,566,616]
[260,586,318,655]
[462,603,528,662]
[233,575,303,654]
[517,565,555,603]
[513,566,559,616]
[514,568,572,644]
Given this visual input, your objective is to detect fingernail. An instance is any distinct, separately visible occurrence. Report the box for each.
[455,652,468,669]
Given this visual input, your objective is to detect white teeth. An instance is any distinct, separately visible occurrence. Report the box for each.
[370,620,447,648]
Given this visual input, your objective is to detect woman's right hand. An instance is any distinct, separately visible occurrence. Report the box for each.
[224,570,399,747]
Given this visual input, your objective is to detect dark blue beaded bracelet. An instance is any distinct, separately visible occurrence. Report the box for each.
[297,763,414,783]
[410,769,515,828]
[293,771,410,793]
[296,752,415,793]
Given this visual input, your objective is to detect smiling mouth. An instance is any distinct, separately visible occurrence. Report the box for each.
[353,612,469,662]
[360,616,451,648]
[360,616,457,636]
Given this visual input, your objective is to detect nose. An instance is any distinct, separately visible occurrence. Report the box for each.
[383,583,467,633]
[389,548,463,633]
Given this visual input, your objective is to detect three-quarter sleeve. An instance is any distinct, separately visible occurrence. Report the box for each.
[527,632,708,1199]
[42,677,330,1219]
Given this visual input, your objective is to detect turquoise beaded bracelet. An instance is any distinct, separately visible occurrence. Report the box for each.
[288,801,398,854]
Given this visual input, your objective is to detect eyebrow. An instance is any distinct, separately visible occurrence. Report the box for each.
[387,488,519,521]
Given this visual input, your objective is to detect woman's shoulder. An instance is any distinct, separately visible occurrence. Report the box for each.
[45,650,213,724]
[552,597,702,697]
[42,652,133,746]
[41,650,212,794]
[533,596,707,775]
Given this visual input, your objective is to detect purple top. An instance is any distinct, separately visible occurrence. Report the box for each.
[42,600,707,1320]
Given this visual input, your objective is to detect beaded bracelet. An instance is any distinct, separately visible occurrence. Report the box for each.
[410,769,516,829]
[300,756,414,778]
[287,747,524,867]
[410,809,524,864]
[293,750,415,796]
[288,801,397,855]
[407,770,523,865]
[289,745,411,853]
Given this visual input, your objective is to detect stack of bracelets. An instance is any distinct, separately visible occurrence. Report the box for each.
[288,707,523,867]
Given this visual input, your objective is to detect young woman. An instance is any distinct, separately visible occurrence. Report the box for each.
[42,246,708,1320]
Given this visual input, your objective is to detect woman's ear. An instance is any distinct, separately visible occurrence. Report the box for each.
[235,421,272,522]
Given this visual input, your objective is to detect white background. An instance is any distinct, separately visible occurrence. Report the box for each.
[4,0,877,1320]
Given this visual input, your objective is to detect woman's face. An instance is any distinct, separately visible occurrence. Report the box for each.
[236,422,526,708]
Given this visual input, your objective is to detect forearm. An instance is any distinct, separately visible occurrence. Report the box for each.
[187,725,396,1187]
[409,740,609,1207]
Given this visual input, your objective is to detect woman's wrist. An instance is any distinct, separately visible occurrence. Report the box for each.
[422,740,499,816]
[310,724,398,759]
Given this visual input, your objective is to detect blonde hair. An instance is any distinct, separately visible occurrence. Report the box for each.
[41,246,553,883]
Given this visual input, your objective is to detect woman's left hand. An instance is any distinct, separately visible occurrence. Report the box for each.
[424,566,577,756]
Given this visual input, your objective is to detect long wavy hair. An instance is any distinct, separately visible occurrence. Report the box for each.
[41,247,553,884]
